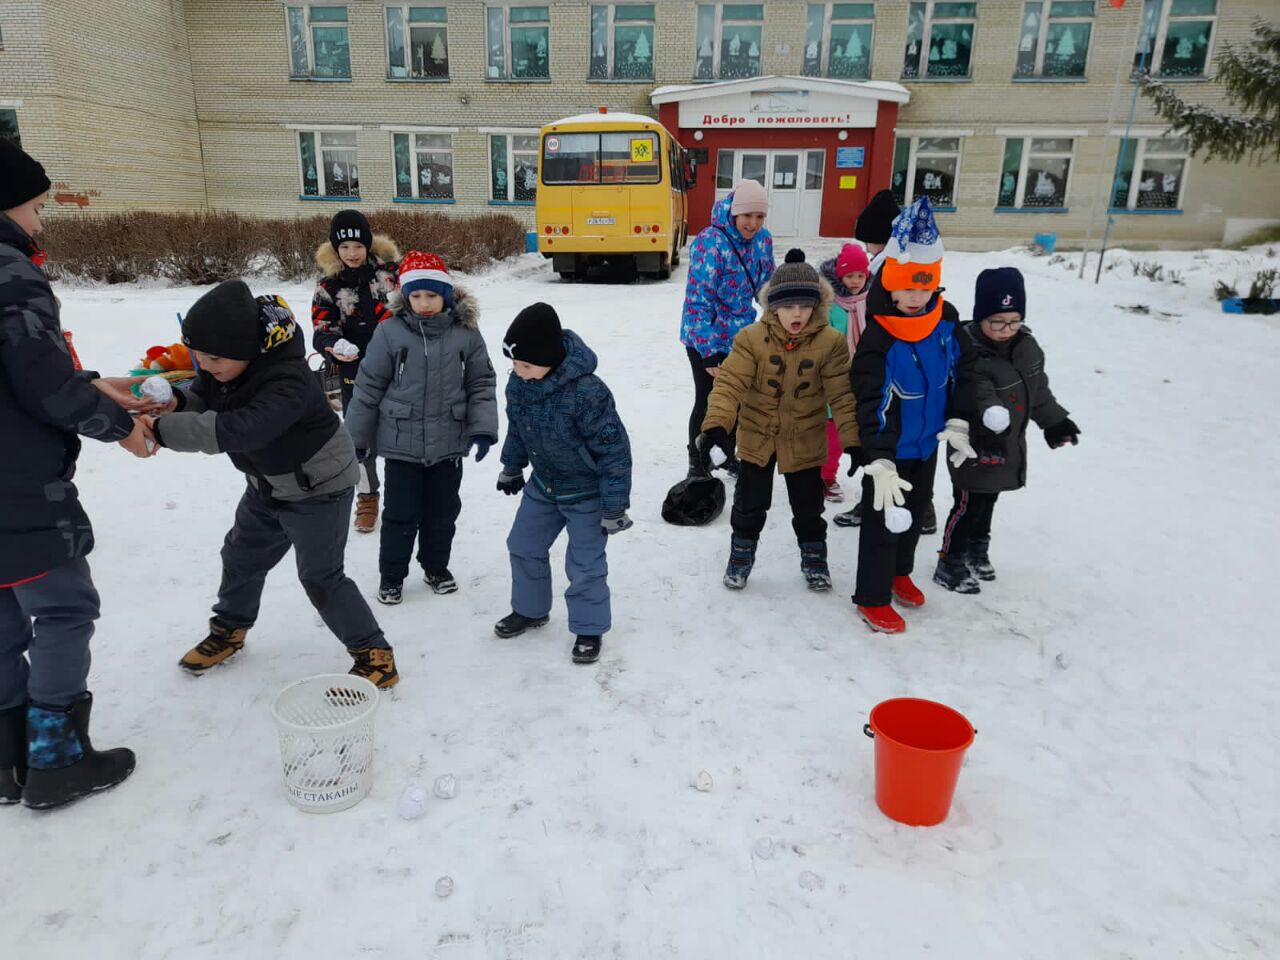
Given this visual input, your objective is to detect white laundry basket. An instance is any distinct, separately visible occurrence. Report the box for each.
[272,674,380,813]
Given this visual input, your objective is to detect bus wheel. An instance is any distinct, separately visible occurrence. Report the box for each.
[559,271,576,282]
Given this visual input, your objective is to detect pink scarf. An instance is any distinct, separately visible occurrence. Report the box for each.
[834,281,870,353]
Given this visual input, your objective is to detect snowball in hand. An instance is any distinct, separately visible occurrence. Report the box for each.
[982,405,1011,434]
[709,447,727,468]
[885,504,913,534]
[141,376,173,405]
[333,338,360,361]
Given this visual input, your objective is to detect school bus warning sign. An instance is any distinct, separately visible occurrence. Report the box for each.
[630,138,652,162]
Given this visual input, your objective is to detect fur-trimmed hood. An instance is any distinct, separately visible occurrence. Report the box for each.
[387,283,479,331]
[755,275,835,344]
[314,234,401,277]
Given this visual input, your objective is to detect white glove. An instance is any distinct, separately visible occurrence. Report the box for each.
[140,376,173,405]
[333,338,360,361]
[982,405,1011,434]
[885,504,913,534]
[864,459,913,512]
[937,417,977,468]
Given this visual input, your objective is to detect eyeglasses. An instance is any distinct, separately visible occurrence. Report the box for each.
[985,318,1023,332]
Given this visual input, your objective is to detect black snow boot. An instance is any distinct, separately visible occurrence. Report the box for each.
[921,501,938,536]
[968,536,996,581]
[423,568,458,595]
[723,534,757,590]
[23,693,135,810]
[494,611,550,639]
[833,502,863,528]
[799,541,832,591]
[0,702,27,805]
[571,635,602,664]
[377,578,403,605]
[932,556,980,595]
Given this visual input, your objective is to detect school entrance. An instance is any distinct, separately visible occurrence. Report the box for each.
[712,148,827,238]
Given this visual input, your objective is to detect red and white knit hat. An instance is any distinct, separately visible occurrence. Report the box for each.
[398,250,453,305]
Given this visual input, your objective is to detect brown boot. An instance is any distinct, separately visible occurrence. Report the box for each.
[348,645,399,689]
[179,618,248,673]
[353,493,379,533]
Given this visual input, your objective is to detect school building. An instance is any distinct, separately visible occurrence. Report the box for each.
[1,0,1277,249]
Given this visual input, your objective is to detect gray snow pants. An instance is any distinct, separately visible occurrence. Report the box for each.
[0,557,99,709]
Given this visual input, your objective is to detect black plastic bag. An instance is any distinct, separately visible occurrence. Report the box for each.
[661,475,726,526]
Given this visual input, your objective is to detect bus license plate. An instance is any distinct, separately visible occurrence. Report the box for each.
[586,217,615,225]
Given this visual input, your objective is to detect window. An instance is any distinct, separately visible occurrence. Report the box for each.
[1015,1,1093,78]
[298,130,359,198]
[902,2,977,80]
[589,5,655,80]
[542,131,661,185]
[386,7,449,79]
[694,4,764,81]
[715,150,736,189]
[996,137,1074,208]
[490,134,539,202]
[803,4,875,80]
[1110,137,1188,210]
[890,136,961,207]
[392,132,454,200]
[487,5,550,79]
[1134,0,1216,78]
[287,5,350,79]
[0,109,19,148]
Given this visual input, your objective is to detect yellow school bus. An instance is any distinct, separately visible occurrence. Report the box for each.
[536,110,695,281]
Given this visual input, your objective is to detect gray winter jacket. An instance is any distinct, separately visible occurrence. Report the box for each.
[344,286,498,466]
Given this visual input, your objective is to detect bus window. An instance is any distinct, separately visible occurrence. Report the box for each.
[601,133,659,183]
[542,131,660,185]
[542,133,599,185]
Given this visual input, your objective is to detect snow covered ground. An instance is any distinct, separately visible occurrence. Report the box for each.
[3,242,1278,959]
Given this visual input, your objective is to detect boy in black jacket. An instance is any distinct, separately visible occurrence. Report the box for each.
[145,280,398,688]
[934,267,1079,593]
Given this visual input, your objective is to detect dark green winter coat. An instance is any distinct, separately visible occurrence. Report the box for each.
[948,321,1069,493]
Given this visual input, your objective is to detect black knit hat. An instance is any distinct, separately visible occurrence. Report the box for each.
[767,259,822,310]
[182,279,263,361]
[329,209,372,253]
[0,141,53,211]
[503,302,566,369]
[854,189,901,245]
[973,267,1026,322]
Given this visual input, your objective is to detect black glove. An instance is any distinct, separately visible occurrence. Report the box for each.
[844,446,863,476]
[696,426,730,455]
[355,448,368,464]
[497,470,525,495]
[1044,417,1080,449]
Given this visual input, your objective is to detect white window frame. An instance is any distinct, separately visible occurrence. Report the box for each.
[903,2,978,80]
[1138,0,1218,78]
[804,3,877,79]
[285,4,351,80]
[1109,134,1191,211]
[291,125,361,198]
[384,126,458,201]
[482,129,541,203]
[1016,1,1094,78]
[486,3,552,81]
[893,131,969,208]
[589,4,656,81]
[694,3,766,81]
[385,6,450,81]
[996,135,1078,208]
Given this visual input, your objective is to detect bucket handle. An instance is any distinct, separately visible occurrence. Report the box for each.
[863,723,978,739]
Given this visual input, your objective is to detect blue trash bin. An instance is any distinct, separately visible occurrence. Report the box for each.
[524,232,538,253]
[1033,232,1057,255]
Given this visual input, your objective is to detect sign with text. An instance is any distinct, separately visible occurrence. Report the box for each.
[678,88,879,130]
[836,147,865,168]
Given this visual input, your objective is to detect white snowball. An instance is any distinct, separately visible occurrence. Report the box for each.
[432,773,458,800]
[397,783,428,820]
[141,376,173,404]
[982,405,1011,434]
[333,338,359,361]
[885,504,913,534]
[693,770,714,792]
[434,876,454,898]
[709,447,727,467]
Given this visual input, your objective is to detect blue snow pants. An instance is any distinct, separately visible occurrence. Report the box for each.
[507,483,611,636]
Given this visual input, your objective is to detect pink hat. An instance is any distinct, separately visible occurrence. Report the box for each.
[729,179,768,216]
[835,242,870,278]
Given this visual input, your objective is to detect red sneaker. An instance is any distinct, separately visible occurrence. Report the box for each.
[858,604,906,634]
[892,576,926,607]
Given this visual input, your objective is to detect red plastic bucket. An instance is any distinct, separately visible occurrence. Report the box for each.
[864,698,975,826]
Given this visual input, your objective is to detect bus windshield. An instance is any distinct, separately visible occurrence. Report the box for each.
[542,131,661,185]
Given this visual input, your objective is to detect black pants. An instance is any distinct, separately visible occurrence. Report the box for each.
[731,458,826,544]
[686,346,735,453]
[214,484,387,650]
[852,453,938,607]
[380,457,463,581]
[939,488,999,561]
[340,378,380,496]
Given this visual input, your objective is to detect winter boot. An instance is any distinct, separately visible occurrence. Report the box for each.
[921,501,938,536]
[892,575,926,607]
[179,618,248,674]
[353,493,380,534]
[377,578,403,605]
[22,693,135,810]
[572,635,602,664]
[799,541,832,591]
[933,556,981,594]
[347,645,399,689]
[424,568,458,595]
[833,502,863,528]
[0,702,27,805]
[967,536,996,581]
[823,479,844,503]
[723,534,758,590]
[857,604,906,634]
[494,611,550,639]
